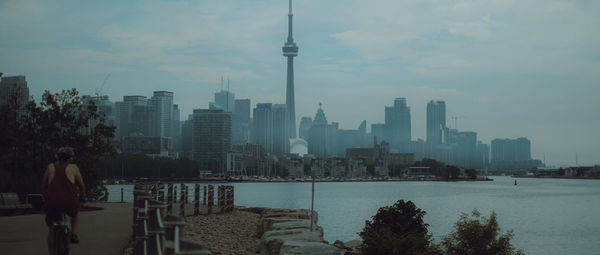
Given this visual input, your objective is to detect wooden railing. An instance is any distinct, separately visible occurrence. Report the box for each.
[131,182,234,255]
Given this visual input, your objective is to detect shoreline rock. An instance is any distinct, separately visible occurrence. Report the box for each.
[184,206,356,255]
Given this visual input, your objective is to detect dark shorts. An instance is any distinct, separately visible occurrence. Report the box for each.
[44,200,79,228]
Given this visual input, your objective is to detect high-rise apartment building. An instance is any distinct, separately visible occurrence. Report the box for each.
[384,98,411,153]
[192,109,231,172]
[491,137,537,170]
[455,131,477,169]
[251,103,273,153]
[475,141,490,169]
[426,100,446,146]
[150,91,173,138]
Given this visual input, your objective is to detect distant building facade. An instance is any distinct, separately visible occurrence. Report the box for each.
[491,137,541,170]
[298,117,313,141]
[272,104,289,155]
[385,98,411,153]
[426,100,446,148]
[308,104,328,159]
[251,103,273,153]
[232,99,251,144]
[0,75,29,116]
[122,135,173,158]
[192,109,231,172]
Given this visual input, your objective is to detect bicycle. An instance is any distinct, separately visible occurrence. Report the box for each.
[51,212,71,255]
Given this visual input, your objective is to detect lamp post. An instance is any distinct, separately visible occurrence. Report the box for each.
[304,155,315,231]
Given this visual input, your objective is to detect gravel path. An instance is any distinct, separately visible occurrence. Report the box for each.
[184,210,261,255]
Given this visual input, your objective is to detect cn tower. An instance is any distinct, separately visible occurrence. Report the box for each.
[283,0,298,138]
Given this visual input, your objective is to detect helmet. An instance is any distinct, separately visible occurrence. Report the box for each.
[57,147,74,162]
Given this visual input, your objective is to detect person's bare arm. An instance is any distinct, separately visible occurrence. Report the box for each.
[41,164,52,193]
[74,165,86,198]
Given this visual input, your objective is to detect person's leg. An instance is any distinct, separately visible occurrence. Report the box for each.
[47,230,56,255]
[71,211,80,237]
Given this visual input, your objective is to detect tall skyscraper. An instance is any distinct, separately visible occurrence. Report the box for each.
[384,98,411,153]
[308,103,328,159]
[212,89,235,113]
[426,100,446,146]
[150,91,174,138]
[283,0,299,139]
[252,103,274,153]
[0,75,29,116]
[232,99,251,143]
[272,104,289,154]
[117,95,147,139]
[192,109,231,172]
[172,104,181,151]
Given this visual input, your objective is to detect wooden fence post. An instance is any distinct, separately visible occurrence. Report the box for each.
[167,183,173,215]
[207,185,214,214]
[203,186,207,205]
[217,185,221,212]
[194,184,200,216]
[173,185,178,203]
[185,185,189,204]
[229,186,234,212]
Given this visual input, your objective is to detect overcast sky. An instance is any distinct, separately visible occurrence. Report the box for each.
[1,0,599,166]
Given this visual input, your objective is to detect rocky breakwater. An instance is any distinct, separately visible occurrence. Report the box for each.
[243,207,358,255]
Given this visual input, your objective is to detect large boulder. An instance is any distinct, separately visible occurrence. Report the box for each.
[258,228,325,255]
[279,241,344,255]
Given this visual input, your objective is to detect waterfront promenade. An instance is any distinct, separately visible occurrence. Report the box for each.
[0,202,131,255]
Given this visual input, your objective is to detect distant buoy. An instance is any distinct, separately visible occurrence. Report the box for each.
[514,180,518,186]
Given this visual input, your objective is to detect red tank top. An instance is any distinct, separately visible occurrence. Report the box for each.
[45,163,78,204]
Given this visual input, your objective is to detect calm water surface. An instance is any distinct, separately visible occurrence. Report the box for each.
[108,176,600,255]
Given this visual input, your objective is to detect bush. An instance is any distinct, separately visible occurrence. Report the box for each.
[358,200,438,255]
[360,201,523,255]
[440,210,524,255]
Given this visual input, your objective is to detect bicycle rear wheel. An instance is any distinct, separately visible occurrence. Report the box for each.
[55,226,70,255]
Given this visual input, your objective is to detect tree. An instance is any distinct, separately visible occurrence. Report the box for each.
[465,169,477,179]
[0,89,115,199]
[359,200,439,255]
[447,166,460,179]
[440,210,524,255]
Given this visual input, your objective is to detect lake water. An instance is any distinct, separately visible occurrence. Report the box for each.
[107,176,600,255]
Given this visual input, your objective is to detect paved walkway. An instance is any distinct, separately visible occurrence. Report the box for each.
[0,202,132,255]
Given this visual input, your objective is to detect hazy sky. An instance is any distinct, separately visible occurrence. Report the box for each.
[1,0,599,166]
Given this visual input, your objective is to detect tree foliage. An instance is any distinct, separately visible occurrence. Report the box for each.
[440,210,524,255]
[360,201,524,255]
[359,200,438,255]
[0,89,115,199]
[413,158,461,180]
[465,169,478,179]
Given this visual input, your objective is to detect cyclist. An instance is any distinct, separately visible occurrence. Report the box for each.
[42,147,86,254]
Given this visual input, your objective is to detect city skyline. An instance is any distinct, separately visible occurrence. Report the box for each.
[1,0,599,166]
